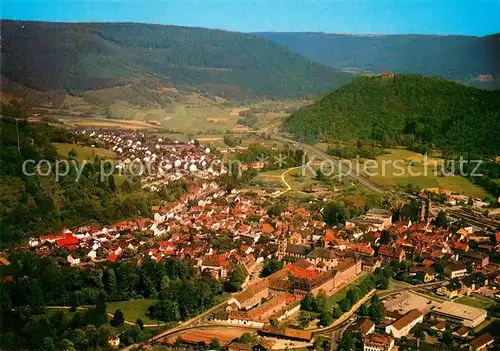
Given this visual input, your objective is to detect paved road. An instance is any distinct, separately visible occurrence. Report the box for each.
[120,281,446,350]
[121,296,231,350]
[376,280,446,299]
[271,135,385,194]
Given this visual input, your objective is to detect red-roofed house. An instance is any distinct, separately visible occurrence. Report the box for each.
[56,235,79,250]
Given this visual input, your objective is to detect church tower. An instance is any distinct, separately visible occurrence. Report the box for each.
[277,235,288,261]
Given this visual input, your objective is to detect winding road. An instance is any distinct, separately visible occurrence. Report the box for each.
[272,166,302,197]
[135,280,446,350]
[270,134,385,194]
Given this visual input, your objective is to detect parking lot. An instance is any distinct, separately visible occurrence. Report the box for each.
[384,291,440,314]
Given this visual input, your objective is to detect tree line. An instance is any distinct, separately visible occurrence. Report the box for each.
[0,251,224,349]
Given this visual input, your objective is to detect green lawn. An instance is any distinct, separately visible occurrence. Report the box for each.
[456,294,497,309]
[365,149,486,197]
[389,279,412,289]
[106,299,160,325]
[53,143,116,163]
[326,272,369,308]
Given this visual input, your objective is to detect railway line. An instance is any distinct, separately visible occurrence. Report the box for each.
[271,134,385,194]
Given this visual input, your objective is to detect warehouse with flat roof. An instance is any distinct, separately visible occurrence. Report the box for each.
[431,301,487,328]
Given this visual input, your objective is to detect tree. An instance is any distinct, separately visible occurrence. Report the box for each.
[298,311,312,329]
[442,331,453,346]
[332,306,343,319]
[68,148,78,160]
[346,287,360,305]
[369,295,384,323]
[413,326,425,341]
[338,332,355,351]
[224,265,245,292]
[136,319,144,329]
[69,293,78,312]
[435,259,445,275]
[379,276,390,290]
[43,337,56,351]
[104,268,120,301]
[209,338,221,350]
[313,337,323,351]
[359,304,369,316]
[316,169,326,181]
[148,299,180,322]
[111,309,125,327]
[466,261,473,274]
[338,298,351,312]
[314,290,328,313]
[59,339,76,351]
[399,260,411,271]
[237,332,258,346]
[261,259,284,277]
[108,175,116,191]
[380,230,391,245]
[434,210,448,228]
[319,311,334,327]
[323,202,348,226]
[301,292,316,312]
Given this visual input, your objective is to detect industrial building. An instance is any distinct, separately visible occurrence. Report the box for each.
[431,301,487,328]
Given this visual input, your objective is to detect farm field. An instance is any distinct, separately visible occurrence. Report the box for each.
[53,143,117,162]
[363,149,486,197]
[159,105,242,133]
[106,299,161,325]
[58,116,163,130]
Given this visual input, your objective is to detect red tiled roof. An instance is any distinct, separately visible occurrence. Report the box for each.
[286,263,320,280]
[454,242,469,251]
[364,332,392,347]
[56,235,79,248]
[262,223,274,234]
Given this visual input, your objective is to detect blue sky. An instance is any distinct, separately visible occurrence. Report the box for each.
[2,0,499,36]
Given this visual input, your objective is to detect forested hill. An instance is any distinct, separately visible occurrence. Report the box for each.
[284,74,500,156]
[0,20,353,100]
[254,32,500,89]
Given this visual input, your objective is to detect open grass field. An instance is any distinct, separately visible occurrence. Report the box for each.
[53,143,116,162]
[326,272,369,308]
[157,105,242,133]
[363,149,486,197]
[106,299,160,325]
[389,279,412,289]
[58,116,163,130]
[455,294,497,309]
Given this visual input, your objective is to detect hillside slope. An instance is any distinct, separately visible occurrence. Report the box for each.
[255,32,500,88]
[284,74,500,156]
[0,20,353,100]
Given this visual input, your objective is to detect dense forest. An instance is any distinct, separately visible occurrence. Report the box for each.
[0,251,224,350]
[284,74,500,157]
[0,20,352,101]
[255,32,500,89]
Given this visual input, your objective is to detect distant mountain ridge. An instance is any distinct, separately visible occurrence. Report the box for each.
[254,32,500,89]
[0,20,353,101]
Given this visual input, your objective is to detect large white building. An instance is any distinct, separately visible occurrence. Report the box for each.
[385,309,424,339]
[432,301,487,328]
